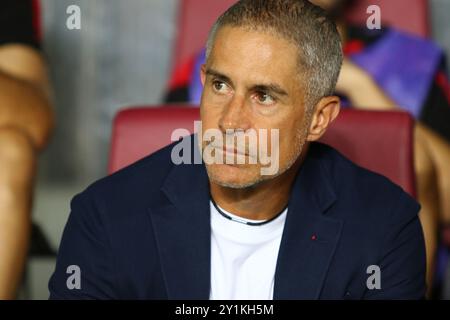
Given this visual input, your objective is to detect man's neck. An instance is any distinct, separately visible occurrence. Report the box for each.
[209,145,309,221]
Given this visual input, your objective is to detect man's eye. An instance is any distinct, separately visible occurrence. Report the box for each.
[255,92,276,106]
[212,81,228,93]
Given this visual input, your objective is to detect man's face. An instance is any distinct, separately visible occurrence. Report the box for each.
[199,26,311,189]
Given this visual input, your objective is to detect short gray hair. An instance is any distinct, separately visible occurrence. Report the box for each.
[206,0,343,109]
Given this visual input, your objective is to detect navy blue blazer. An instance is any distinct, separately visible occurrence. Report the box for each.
[49,138,426,299]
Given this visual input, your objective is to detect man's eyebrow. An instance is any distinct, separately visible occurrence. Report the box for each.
[205,68,288,96]
[252,84,288,96]
[205,68,233,85]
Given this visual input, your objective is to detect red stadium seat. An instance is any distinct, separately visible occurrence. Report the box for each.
[109,107,417,198]
[345,0,429,37]
[171,0,429,70]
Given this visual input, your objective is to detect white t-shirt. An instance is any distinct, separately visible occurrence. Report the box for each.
[209,200,288,300]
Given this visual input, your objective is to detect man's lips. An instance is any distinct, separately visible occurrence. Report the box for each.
[210,144,248,156]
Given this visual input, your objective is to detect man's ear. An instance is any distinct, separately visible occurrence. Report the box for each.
[306,96,340,142]
[200,64,206,87]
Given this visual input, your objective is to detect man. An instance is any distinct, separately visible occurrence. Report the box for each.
[167,0,449,295]
[49,0,425,299]
[0,0,54,299]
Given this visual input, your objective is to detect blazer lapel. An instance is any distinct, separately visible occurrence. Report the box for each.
[148,141,211,299]
[274,144,343,300]
[148,139,343,300]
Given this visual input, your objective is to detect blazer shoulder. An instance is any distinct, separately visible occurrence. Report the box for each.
[314,143,420,220]
[94,140,179,190]
[74,140,182,218]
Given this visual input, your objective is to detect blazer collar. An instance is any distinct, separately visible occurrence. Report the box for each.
[148,139,342,299]
[148,135,211,300]
[273,143,343,299]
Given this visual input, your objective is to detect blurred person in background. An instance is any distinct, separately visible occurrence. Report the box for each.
[0,0,54,299]
[166,0,450,297]
[312,0,450,297]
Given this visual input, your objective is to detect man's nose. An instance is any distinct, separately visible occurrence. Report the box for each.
[218,95,251,132]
